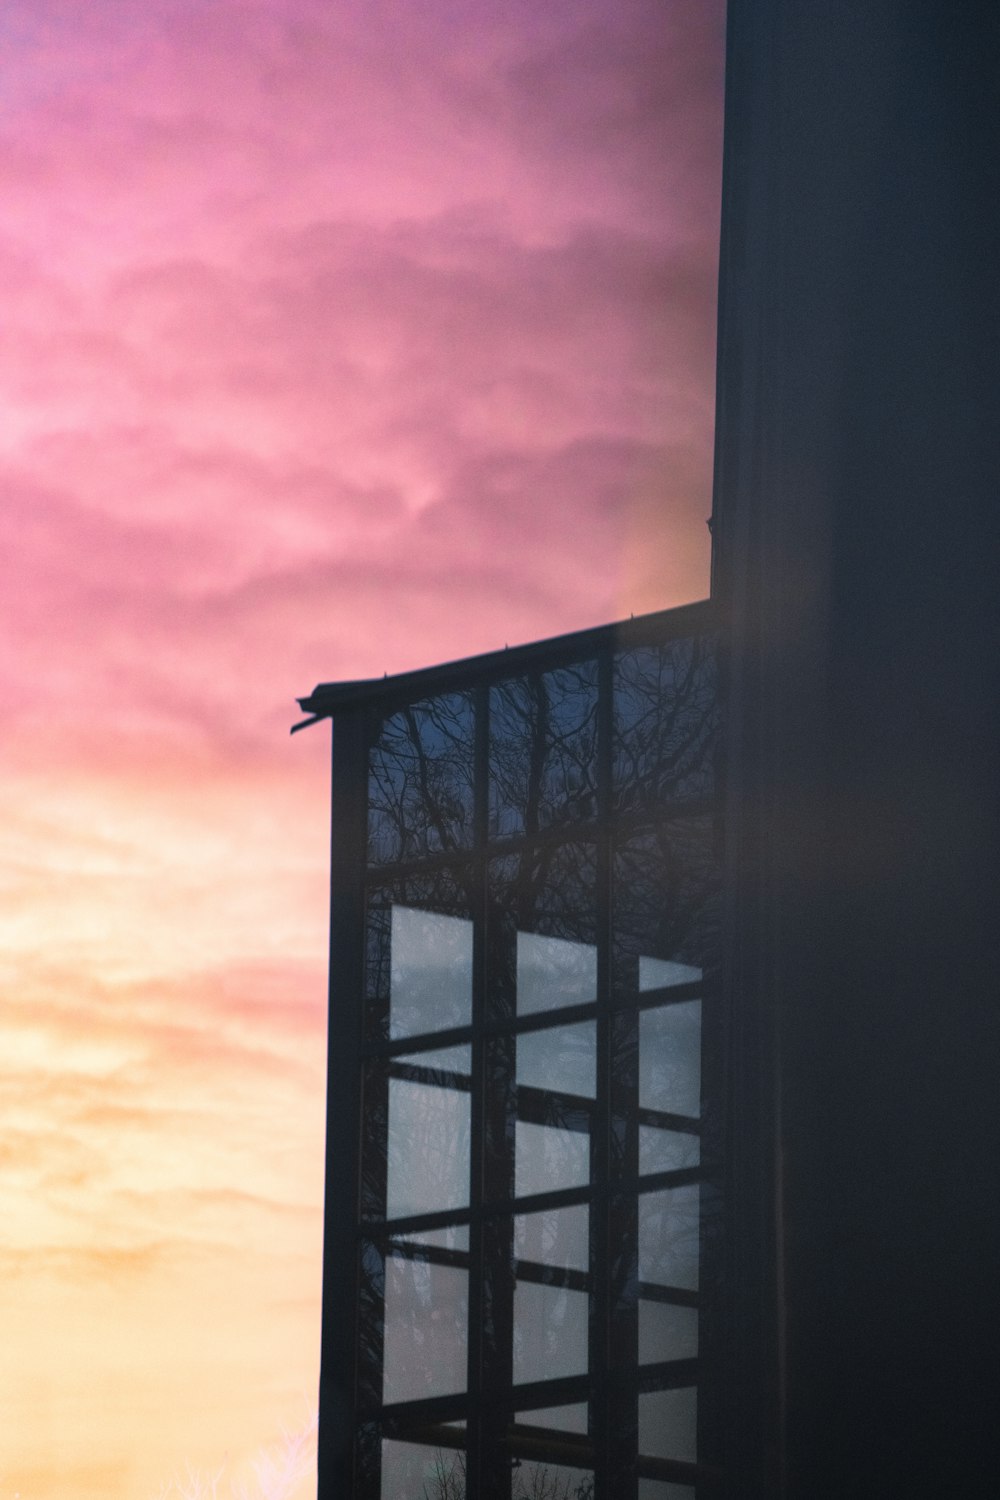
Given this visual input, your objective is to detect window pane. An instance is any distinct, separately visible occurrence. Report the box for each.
[382,1440,466,1500]
[613,635,717,813]
[518,1021,596,1100]
[639,1300,698,1364]
[639,1184,700,1290]
[514,1461,594,1498]
[516,1121,590,1199]
[638,1481,695,1500]
[366,872,474,1043]
[369,691,474,864]
[383,1253,468,1404]
[490,844,598,1019]
[390,905,473,1040]
[613,823,718,1007]
[388,1078,470,1220]
[490,661,598,839]
[517,931,597,1015]
[638,1387,697,1463]
[516,1404,589,1435]
[513,1281,588,1385]
[639,1125,700,1176]
[515,1204,589,1273]
[640,1002,701,1119]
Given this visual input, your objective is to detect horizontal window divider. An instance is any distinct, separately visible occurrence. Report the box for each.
[506,1183,594,1216]
[514,1259,590,1294]
[506,1426,594,1468]
[636,1165,703,1192]
[509,1372,594,1410]
[637,1455,725,1490]
[366,999,605,1060]
[363,1209,472,1238]
[636,1357,700,1390]
[364,1024,475,1059]
[366,1178,601,1239]
[371,1392,473,1429]
[384,1240,470,1270]
[627,981,705,1010]
[638,1282,700,1308]
[372,1370,598,1429]
[365,847,479,882]
[516,1084,596,1124]
[381,1420,468,1452]
[365,798,717,879]
[636,1106,701,1133]
[505,1000,599,1035]
[485,797,718,860]
[387,1061,472,1091]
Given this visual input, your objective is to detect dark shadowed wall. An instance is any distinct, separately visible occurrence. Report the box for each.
[712,2,999,1494]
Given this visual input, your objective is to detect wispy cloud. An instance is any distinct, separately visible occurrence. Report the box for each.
[1,0,723,1493]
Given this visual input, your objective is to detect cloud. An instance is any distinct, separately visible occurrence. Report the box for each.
[1,3,724,1494]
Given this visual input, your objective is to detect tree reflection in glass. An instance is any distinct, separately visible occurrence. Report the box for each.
[516,930,597,1015]
[386,1074,470,1220]
[613,635,717,814]
[515,1120,590,1199]
[613,822,717,1003]
[382,1252,468,1405]
[490,661,598,839]
[518,1021,596,1101]
[369,691,475,864]
[513,1281,589,1385]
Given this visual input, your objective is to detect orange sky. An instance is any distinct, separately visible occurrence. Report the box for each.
[0,2,724,1494]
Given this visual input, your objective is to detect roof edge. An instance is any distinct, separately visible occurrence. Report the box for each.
[293,598,714,729]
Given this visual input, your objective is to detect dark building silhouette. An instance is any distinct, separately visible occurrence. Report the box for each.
[712,3,998,1495]
[298,604,723,1498]
[299,2,998,1494]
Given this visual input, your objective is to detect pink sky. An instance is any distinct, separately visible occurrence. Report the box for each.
[0,2,724,1494]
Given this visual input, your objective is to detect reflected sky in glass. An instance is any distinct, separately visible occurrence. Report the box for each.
[383,1254,468,1405]
[390,905,472,1039]
[640,1001,701,1118]
[638,1125,700,1176]
[381,1440,466,1500]
[638,1387,697,1463]
[639,1184,700,1291]
[638,1479,696,1500]
[639,1299,698,1364]
[516,1120,590,1199]
[387,1078,470,1220]
[517,930,597,1015]
[518,1020,596,1099]
[514,1203,588,1272]
[514,1282,588,1385]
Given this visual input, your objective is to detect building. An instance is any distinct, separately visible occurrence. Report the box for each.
[297,602,723,1497]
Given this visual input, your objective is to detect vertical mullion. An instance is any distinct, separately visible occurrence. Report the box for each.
[592,645,615,1499]
[467,679,490,1494]
[480,671,516,1500]
[319,708,370,1500]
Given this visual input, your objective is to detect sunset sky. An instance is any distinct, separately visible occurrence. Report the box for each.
[0,2,724,1494]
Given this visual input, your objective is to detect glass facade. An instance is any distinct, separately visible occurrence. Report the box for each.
[305,602,722,1499]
